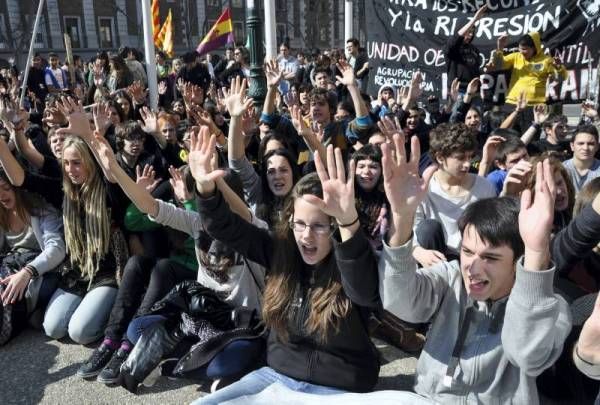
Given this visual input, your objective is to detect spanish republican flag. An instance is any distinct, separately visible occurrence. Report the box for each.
[196,8,234,56]
[151,0,160,42]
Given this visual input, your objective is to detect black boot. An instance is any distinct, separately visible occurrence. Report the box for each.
[118,320,184,393]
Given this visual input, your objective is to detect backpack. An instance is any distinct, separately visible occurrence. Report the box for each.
[0,252,37,345]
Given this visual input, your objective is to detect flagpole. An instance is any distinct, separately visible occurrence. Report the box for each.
[19,0,46,108]
[141,0,158,110]
[263,0,277,59]
[345,1,353,42]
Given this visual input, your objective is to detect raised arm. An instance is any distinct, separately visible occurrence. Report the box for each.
[0,135,25,186]
[502,159,572,375]
[478,135,505,177]
[225,76,254,161]
[291,104,327,161]
[500,91,527,129]
[336,59,368,118]
[189,126,274,267]
[54,96,116,183]
[552,190,600,273]
[575,294,600,378]
[521,104,548,145]
[92,133,159,217]
[263,59,288,117]
[458,4,487,36]
[0,99,45,169]
[138,106,167,149]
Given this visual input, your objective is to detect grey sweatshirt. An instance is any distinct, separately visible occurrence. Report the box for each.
[150,199,266,312]
[378,238,572,404]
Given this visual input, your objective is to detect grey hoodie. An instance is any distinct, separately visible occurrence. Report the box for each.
[378,238,572,404]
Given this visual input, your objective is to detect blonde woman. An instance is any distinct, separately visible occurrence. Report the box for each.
[42,134,128,345]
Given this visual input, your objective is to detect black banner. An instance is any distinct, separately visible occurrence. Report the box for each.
[365,0,600,102]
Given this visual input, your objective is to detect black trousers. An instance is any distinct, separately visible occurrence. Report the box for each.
[415,218,459,262]
[104,255,196,341]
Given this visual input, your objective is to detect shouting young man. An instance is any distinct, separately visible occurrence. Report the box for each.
[377,131,571,404]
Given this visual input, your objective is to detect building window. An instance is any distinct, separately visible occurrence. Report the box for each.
[26,15,47,48]
[233,21,244,44]
[207,0,220,7]
[98,17,115,49]
[276,23,286,45]
[0,14,8,49]
[276,0,286,11]
[231,0,243,8]
[63,16,82,49]
[333,0,339,40]
[319,26,328,42]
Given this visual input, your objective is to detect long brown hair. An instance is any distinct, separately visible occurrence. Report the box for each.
[527,154,576,215]
[574,177,600,216]
[62,136,111,283]
[0,170,44,230]
[262,173,351,343]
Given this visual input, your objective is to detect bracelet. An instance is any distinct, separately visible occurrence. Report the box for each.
[24,264,38,278]
[337,216,359,228]
[531,122,541,130]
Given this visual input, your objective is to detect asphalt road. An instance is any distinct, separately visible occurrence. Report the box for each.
[0,328,417,405]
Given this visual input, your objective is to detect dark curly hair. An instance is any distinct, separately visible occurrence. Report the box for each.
[429,122,478,160]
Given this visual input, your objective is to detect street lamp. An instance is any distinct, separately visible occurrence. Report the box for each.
[246,1,266,110]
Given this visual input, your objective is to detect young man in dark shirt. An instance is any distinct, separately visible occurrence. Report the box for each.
[444,5,487,92]
[529,115,572,161]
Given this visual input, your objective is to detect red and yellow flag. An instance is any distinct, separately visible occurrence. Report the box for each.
[196,8,235,56]
[162,10,174,57]
[151,0,160,42]
[155,9,173,57]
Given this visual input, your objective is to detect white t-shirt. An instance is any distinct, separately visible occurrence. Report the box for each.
[562,158,600,193]
[414,174,497,253]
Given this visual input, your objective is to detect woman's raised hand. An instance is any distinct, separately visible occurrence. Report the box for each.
[169,165,193,203]
[519,159,556,270]
[136,164,161,193]
[382,133,437,218]
[55,96,93,141]
[304,145,358,226]
[223,76,253,117]
[92,102,111,137]
[188,125,226,195]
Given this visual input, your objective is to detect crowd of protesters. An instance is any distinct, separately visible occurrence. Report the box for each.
[2,5,600,403]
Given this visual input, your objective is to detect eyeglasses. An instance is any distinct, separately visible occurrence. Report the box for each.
[289,220,335,236]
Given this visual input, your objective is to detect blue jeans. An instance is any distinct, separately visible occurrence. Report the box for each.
[192,366,346,405]
[126,314,167,344]
[43,286,117,344]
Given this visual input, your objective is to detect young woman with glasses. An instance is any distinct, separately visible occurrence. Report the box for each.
[189,128,380,403]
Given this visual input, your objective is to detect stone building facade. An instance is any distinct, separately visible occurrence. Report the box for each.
[0,0,366,66]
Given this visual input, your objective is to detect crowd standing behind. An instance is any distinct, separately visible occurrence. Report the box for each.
[2,6,600,403]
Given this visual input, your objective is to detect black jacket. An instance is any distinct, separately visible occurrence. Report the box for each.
[552,203,600,299]
[444,34,480,92]
[196,190,381,392]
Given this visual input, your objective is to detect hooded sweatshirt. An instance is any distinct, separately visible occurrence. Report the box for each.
[371,85,397,118]
[378,237,572,404]
[497,32,567,105]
